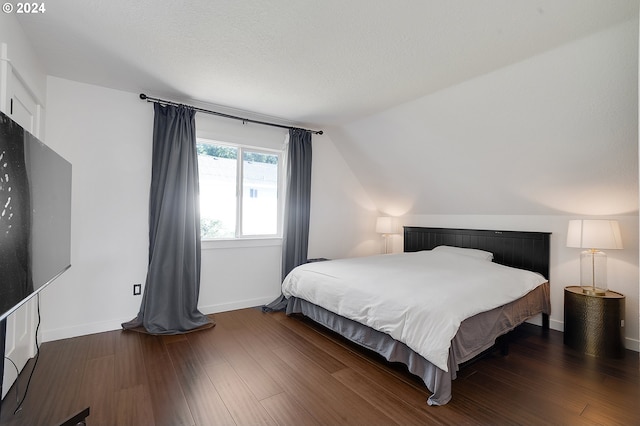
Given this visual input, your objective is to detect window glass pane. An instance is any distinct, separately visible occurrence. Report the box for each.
[242,150,278,235]
[197,143,237,239]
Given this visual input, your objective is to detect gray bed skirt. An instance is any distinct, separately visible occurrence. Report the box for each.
[284,282,550,405]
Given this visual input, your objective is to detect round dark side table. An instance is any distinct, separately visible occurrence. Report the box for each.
[563,286,625,358]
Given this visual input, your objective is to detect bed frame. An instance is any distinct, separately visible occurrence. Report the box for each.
[404,226,550,277]
[284,226,551,405]
[404,226,551,329]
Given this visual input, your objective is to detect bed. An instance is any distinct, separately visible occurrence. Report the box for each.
[280,226,551,405]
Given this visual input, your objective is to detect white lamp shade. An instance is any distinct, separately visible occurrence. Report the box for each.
[566,219,623,250]
[376,217,395,234]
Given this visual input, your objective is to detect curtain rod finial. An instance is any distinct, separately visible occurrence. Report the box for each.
[317,130,323,135]
[139,93,147,100]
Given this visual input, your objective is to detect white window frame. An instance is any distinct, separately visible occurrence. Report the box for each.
[197,138,284,241]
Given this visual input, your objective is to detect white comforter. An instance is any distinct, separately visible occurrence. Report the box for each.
[281,250,547,372]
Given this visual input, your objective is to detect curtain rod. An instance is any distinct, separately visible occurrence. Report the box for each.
[139,94,323,135]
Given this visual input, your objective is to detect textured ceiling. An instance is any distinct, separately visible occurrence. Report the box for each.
[15,0,639,127]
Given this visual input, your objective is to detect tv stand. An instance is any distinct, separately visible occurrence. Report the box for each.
[58,407,90,426]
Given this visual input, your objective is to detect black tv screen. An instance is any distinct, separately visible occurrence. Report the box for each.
[0,110,72,322]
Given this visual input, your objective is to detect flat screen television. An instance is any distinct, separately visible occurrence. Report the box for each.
[0,110,72,322]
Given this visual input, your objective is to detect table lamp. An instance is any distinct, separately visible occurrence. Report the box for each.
[566,219,623,296]
[376,217,395,254]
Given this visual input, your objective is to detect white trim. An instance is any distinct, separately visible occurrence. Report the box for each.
[0,47,45,110]
[201,237,282,250]
[0,43,9,115]
[199,295,277,315]
[624,337,640,352]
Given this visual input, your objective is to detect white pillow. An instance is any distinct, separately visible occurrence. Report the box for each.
[432,245,494,261]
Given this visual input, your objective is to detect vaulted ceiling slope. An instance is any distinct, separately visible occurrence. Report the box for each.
[330,17,639,216]
[16,1,639,217]
[15,0,639,127]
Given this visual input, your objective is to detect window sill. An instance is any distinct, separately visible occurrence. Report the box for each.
[201,237,282,250]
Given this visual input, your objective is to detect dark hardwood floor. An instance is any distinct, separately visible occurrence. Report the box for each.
[1,307,639,425]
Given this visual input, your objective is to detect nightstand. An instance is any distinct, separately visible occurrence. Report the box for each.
[564,286,625,358]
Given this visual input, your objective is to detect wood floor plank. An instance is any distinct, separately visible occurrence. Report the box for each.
[581,400,640,425]
[114,384,156,426]
[332,368,442,425]
[599,373,640,410]
[224,308,290,345]
[260,392,321,426]
[269,315,349,374]
[78,355,116,426]
[282,315,431,406]
[229,309,348,374]
[481,342,639,417]
[205,361,276,425]
[84,330,117,360]
[164,339,236,426]
[114,330,147,390]
[234,335,362,425]
[184,324,228,367]
[462,355,588,416]
[201,323,284,401]
[455,368,580,425]
[272,344,398,425]
[138,334,194,426]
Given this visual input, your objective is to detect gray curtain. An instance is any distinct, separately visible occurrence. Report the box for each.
[263,128,312,312]
[122,103,212,334]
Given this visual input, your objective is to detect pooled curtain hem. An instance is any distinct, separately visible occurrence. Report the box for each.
[261,294,288,312]
[122,314,214,335]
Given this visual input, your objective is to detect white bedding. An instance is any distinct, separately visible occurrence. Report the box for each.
[281,250,547,372]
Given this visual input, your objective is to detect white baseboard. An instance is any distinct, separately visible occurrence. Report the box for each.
[41,317,126,343]
[549,318,563,332]
[624,337,640,352]
[40,295,278,342]
[199,296,276,315]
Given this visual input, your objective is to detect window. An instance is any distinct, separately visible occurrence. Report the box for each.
[197,140,282,239]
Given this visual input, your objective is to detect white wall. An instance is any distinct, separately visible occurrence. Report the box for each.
[41,77,152,340]
[308,134,379,260]
[40,76,374,341]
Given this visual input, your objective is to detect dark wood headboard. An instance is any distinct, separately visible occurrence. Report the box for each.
[404,227,551,279]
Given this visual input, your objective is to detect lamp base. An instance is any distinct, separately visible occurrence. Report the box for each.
[579,249,608,296]
[581,286,607,296]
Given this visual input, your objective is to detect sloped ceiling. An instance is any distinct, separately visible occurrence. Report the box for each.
[14,0,640,216]
[15,0,638,126]
[330,18,639,216]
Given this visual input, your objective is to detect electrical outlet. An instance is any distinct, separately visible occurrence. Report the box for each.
[133,284,141,295]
